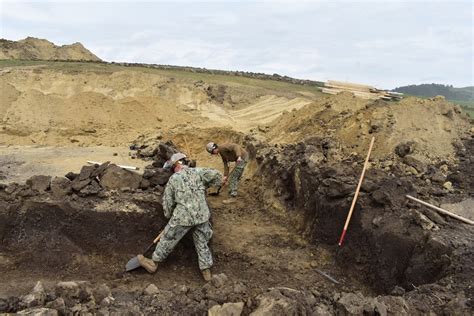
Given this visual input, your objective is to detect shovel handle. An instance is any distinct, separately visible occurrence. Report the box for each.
[143,230,164,254]
[153,230,164,243]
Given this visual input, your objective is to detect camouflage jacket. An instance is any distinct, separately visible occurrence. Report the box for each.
[162,167,222,226]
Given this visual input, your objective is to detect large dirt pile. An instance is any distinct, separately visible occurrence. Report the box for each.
[0,37,101,61]
[0,63,313,146]
[268,92,472,163]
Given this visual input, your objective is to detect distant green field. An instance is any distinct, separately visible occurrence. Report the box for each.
[0,59,324,97]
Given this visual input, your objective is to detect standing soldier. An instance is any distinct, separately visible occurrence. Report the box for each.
[206,142,248,202]
[137,153,222,281]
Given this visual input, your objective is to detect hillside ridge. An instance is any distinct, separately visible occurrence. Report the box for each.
[0,37,101,61]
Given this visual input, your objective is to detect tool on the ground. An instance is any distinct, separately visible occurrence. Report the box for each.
[208,165,237,196]
[125,230,164,272]
[406,195,474,225]
[87,160,139,171]
[314,268,340,284]
[338,137,375,247]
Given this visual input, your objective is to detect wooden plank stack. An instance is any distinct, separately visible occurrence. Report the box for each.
[322,80,403,101]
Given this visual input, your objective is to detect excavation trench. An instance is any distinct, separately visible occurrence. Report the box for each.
[0,135,468,300]
[0,179,451,296]
[0,200,169,280]
[255,139,457,295]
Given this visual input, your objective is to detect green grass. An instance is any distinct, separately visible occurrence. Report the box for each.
[460,106,474,118]
[0,59,324,97]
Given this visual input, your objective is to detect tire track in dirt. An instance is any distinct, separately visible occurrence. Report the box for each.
[192,95,312,132]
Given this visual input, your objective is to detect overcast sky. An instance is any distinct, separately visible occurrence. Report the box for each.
[0,0,472,89]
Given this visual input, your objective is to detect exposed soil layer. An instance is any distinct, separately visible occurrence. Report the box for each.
[0,137,472,314]
[253,135,474,312]
[0,61,473,315]
[0,199,164,278]
[0,184,369,314]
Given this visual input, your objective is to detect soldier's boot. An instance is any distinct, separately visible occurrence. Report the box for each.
[137,254,158,273]
[201,269,212,282]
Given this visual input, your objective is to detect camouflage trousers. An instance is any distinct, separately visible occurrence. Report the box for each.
[229,160,247,196]
[152,221,213,270]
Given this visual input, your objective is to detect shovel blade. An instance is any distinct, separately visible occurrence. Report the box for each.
[125,256,141,272]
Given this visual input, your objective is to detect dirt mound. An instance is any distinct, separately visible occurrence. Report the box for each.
[268,93,472,163]
[0,37,101,61]
[0,63,316,146]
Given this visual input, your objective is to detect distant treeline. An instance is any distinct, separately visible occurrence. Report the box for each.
[393,84,473,102]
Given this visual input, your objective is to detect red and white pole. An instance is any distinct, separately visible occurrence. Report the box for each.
[338,137,375,246]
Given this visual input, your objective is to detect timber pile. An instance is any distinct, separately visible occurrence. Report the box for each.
[322,80,403,101]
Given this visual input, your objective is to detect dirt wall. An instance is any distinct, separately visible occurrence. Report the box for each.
[254,136,473,298]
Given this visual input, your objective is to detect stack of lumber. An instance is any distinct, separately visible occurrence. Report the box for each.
[322,80,403,101]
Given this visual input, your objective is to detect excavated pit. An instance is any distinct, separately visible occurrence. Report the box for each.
[255,137,473,296]
[0,156,466,295]
[0,199,173,279]
[0,137,472,314]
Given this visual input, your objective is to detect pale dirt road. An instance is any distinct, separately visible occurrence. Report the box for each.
[0,146,148,184]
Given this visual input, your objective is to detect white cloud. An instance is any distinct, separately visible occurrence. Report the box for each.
[1,0,472,88]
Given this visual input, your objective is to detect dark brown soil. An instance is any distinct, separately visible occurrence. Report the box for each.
[0,136,472,315]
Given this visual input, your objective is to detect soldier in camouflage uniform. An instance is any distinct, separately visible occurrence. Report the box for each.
[138,153,222,281]
[206,142,248,202]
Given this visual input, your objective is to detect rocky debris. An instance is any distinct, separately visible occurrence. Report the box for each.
[45,298,65,314]
[142,167,173,187]
[20,281,46,309]
[92,284,112,304]
[50,177,72,198]
[211,273,229,288]
[208,302,244,316]
[2,274,472,315]
[394,142,415,158]
[17,307,58,315]
[26,175,51,192]
[143,284,159,296]
[443,181,453,191]
[319,178,354,198]
[35,161,146,195]
[250,288,316,315]
[55,281,94,306]
[403,155,426,174]
[64,172,78,181]
[100,164,141,190]
[402,209,439,231]
[335,292,410,315]
[130,140,179,165]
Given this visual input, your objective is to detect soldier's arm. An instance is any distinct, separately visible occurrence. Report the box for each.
[232,143,243,159]
[199,168,223,188]
[162,179,176,219]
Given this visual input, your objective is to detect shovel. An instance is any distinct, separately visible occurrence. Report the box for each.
[125,230,164,272]
[208,165,237,196]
